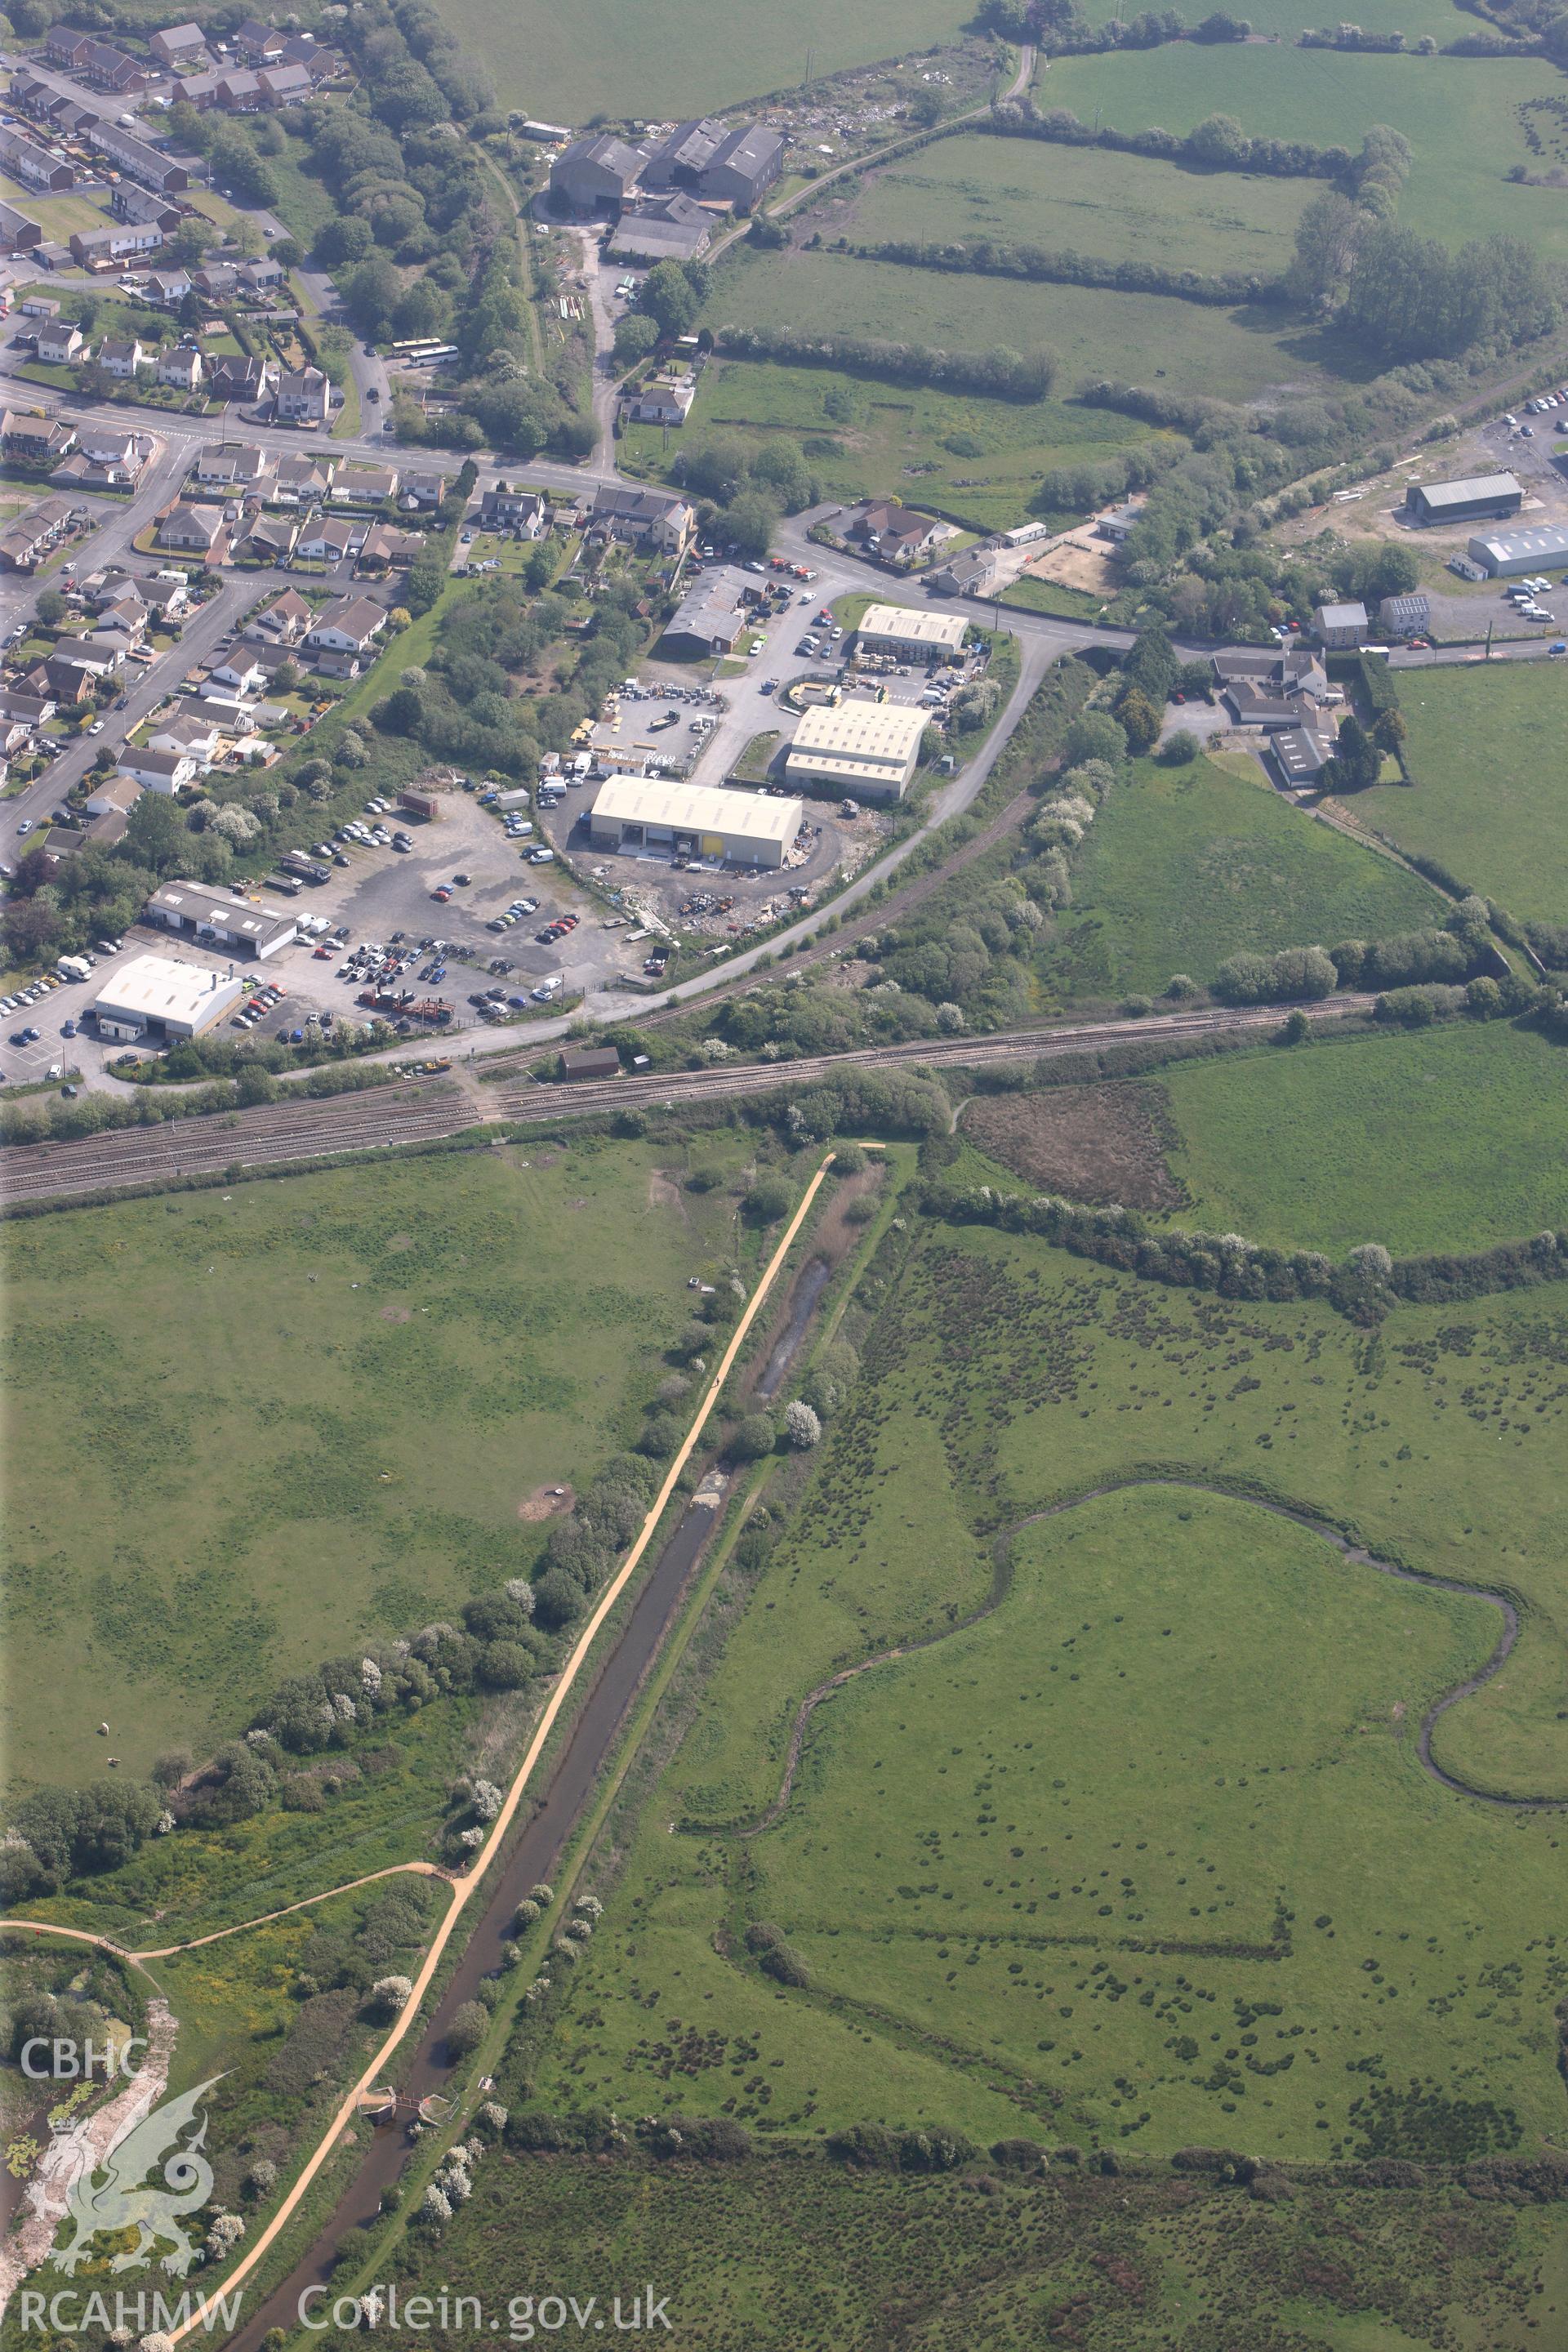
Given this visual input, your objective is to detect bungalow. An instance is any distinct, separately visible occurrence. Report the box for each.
[140,571,190,619]
[269,453,331,505]
[358,522,423,570]
[2,411,75,464]
[149,23,209,70]
[878,511,947,567]
[209,353,276,405]
[82,775,142,843]
[330,462,399,506]
[620,375,697,428]
[149,710,221,758]
[243,586,311,643]
[479,483,548,536]
[929,546,1002,599]
[304,594,386,657]
[190,442,269,490]
[294,514,356,564]
[156,501,229,559]
[96,590,149,639]
[238,253,285,293]
[398,470,446,510]
[36,323,87,366]
[0,690,56,730]
[96,338,146,380]
[121,746,198,795]
[276,365,328,427]
[207,653,267,694]
[157,341,204,391]
[237,511,296,563]
[69,225,166,274]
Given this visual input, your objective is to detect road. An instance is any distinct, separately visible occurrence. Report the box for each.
[0,997,1372,1205]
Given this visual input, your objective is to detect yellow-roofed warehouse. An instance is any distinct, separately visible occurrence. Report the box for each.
[786,700,927,802]
[855,603,969,663]
[588,776,804,868]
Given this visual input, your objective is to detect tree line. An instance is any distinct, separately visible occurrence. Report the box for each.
[853,235,1283,309]
[710,323,1058,402]
[987,96,1355,184]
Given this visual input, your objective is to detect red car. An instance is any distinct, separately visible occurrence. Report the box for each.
[431,885,452,902]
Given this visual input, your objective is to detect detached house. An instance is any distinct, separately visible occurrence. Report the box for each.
[304,594,386,658]
[294,514,356,564]
[276,365,328,427]
[156,501,230,561]
[96,338,146,380]
[243,586,311,643]
[158,342,205,391]
[269,453,331,506]
[587,483,694,555]
[36,322,86,366]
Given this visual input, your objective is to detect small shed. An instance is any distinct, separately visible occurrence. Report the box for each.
[560,1046,621,1081]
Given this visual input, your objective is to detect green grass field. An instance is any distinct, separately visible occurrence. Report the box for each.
[1033,751,1438,1002]
[431,0,982,120]
[518,1222,1568,2163]
[618,355,1165,533]
[1156,1022,1568,1257]
[0,1135,757,1793]
[1044,47,1568,265]
[1351,663,1568,928]
[848,135,1309,274]
[706,245,1355,403]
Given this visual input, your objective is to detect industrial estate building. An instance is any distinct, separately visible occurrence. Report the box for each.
[144,880,298,958]
[854,604,968,665]
[1406,472,1522,527]
[786,701,928,801]
[1466,523,1568,577]
[589,777,803,867]
[91,953,246,1040]
[659,567,748,657]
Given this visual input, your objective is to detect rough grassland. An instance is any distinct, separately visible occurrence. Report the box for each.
[0,1134,755,1792]
[394,2151,1561,2352]
[618,356,1163,534]
[1033,753,1437,1002]
[705,247,1350,403]
[1354,663,1568,929]
[521,1227,1568,2163]
[1155,1023,1568,1258]
[848,136,1309,274]
[427,0,978,122]
[1043,47,1568,264]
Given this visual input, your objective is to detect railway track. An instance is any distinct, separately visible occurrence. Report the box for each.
[0,1001,1374,1207]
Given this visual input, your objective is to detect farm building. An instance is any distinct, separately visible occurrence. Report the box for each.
[1406,472,1521,527]
[854,604,968,664]
[550,132,648,214]
[1272,724,1336,788]
[91,953,246,1040]
[1312,601,1368,648]
[589,777,803,867]
[641,116,784,207]
[608,194,712,265]
[1465,523,1568,577]
[786,701,927,801]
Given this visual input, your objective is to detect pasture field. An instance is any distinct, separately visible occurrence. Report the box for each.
[394,2149,1561,2352]
[1032,752,1437,1003]
[1154,1022,1568,1258]
[617,355,1164,532]
[516,1223,1568,2163]
[0,1134,759,1793]
[1043,47,1568,264]
[1352,662,1568,929]
[429,0,982,122]
[845,136,1309,274]
[704,247,1354,403]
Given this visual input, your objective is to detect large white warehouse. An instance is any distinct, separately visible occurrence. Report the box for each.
[786,701,926,801]
[91,953,245,1041]
[588,777,804,868]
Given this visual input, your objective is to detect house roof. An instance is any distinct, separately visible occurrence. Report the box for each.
[310,593,384,639]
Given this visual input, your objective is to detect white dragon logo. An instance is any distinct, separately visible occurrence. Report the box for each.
[54,2076,224,2277]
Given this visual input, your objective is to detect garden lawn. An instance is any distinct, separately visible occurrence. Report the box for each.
[618,355,1165,536]
[0,1135,754,1793]
[518,1224,1568,2161]
[427,0,981,120]
[705,247,1351,403]
[848,136,1310,275]
[1043,47,1568,265]
[1353,662,1568,929]
[1033,751,1437,1002]
[1156,1021,1568,1257]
